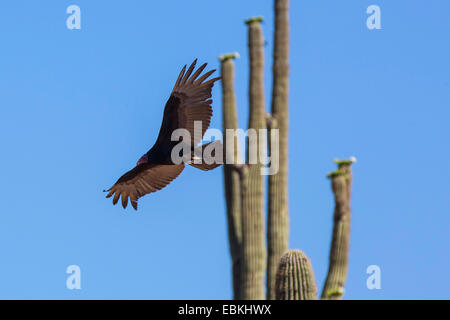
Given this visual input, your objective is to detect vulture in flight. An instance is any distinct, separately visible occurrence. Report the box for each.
[105,59,222,210]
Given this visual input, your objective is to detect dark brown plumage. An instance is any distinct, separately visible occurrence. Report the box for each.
[105,59,221,210]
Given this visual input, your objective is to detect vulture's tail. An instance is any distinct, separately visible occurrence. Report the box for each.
[189,140,223,171]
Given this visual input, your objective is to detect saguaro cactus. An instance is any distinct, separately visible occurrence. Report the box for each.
[240,16,267,300]
[219,52,242,299]
[275,250,318,300]
[267,0,290,300]
[219,0,355,301]
[321,158,355,299]
[219,17,267,300]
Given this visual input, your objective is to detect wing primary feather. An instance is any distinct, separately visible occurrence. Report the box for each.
[200,76,222,88]
[113,192,120,205]
[106,189,114,198]
[174,64,187,89]
[187,63,207,84]
[122,193,128,209]
[194,69,216,84]
[180,59,197,86]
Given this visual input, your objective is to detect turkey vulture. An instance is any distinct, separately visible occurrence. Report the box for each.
[105,59,222,210]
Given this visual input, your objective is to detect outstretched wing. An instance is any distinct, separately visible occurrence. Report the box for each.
[152,59,221,153]
[105,163,185,210]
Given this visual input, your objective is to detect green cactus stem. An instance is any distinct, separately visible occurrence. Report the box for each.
[220,55,243,299]
[266,0,290,300]
[321,159,354,299]
[275,250,318,300]
[240,18,267,300]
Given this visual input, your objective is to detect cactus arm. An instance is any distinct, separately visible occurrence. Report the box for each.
[321,159,355,299]
[220,55,243,299]
[240,18,267,300]
[267,0,290,300]
[275,250,318,300]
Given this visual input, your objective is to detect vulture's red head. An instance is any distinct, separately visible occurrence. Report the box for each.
[137,154,148,166]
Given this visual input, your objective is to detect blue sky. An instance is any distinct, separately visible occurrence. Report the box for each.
[0,0,448,299]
